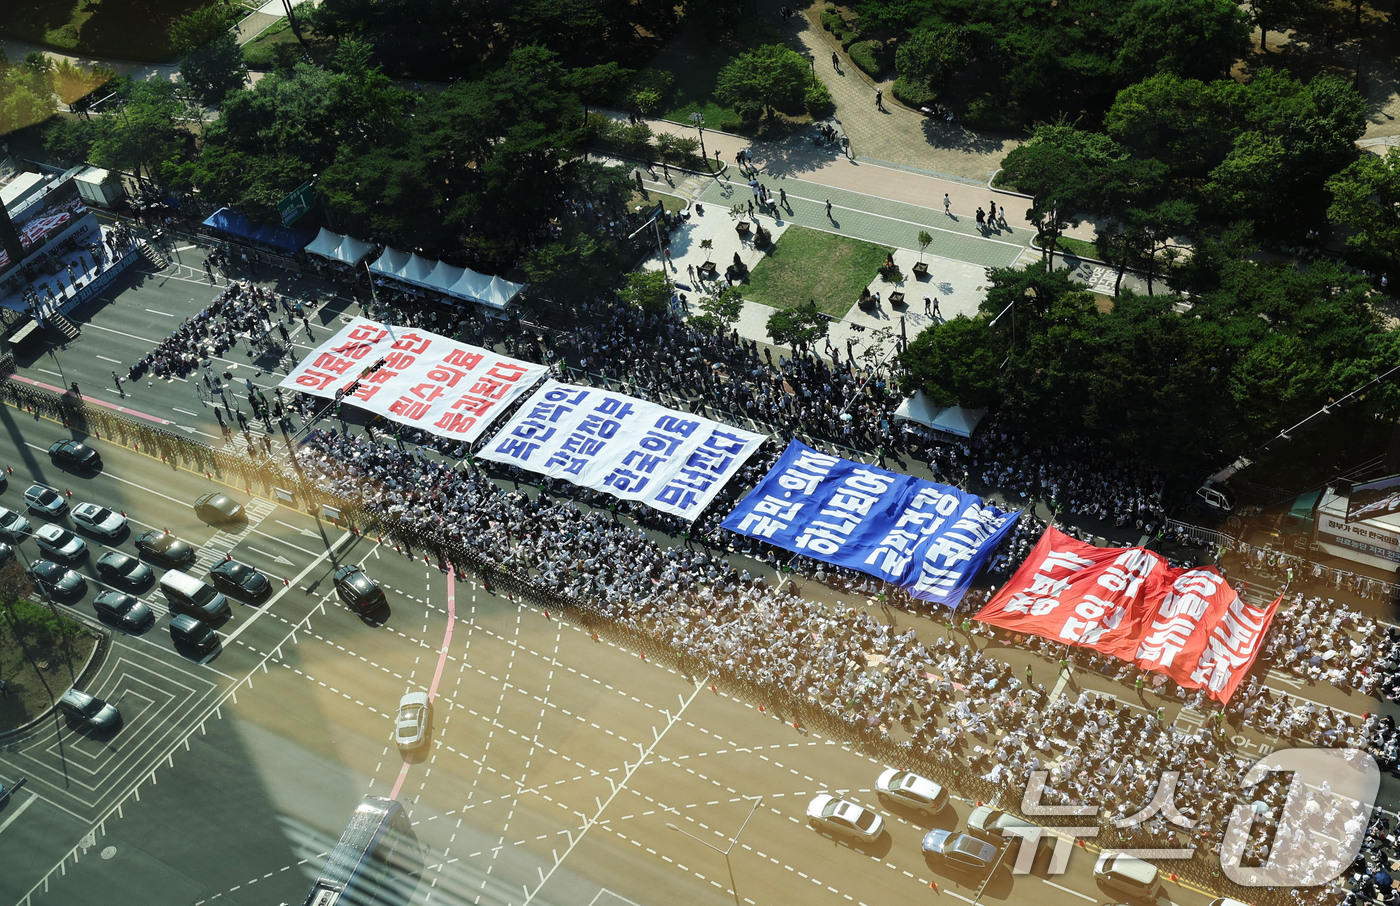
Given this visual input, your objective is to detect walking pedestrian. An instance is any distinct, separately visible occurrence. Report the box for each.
[748,199,755,217]
[875,89,884,111]
[112,371,123,393]
[662,160,669,180]
[825,199,833,219]
[975,207,986,230]
[687,264,696,283]
[943,193,951,216]
[779,187,788,208]
[924,296,933,316]
[635,170,645,191]
[832,51,840,70]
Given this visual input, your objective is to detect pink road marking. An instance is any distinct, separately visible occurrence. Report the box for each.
[390,565,456,800]
[6,374,174,425]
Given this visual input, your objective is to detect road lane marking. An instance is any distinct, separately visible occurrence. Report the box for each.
[95,355,121,364]
[219,529,352,650]
[1041,879,1096,901]
[36,368,62,378]
[145,309,174,317]
[246,545,292,565]
[172,407,199,417]
[0,792,37,834]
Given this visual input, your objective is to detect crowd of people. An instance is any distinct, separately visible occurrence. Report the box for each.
[135,263,1398,906]
[128,281,303,380]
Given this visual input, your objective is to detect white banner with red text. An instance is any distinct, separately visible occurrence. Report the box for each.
[974,527,1278,703]
[278,318,546,443]
[477,379,766,520]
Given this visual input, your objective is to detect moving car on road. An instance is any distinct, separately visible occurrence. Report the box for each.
[1093,852,1164,903]
[95,551,154,588]
[169,614,220,655]
[193,493,244,524]
[72,502,127,539]
[209,559,271,602]
[48,439,101,471]
[57,688,121,731]
[35,524,87,562]
[0,506,31,542]
[921,830,1000,876]
[23,485,67,518]
[27,559,86,598]
[394,691,430,750]
[806,794,885,842]
[334,564,386,615]
[875,768,949,816]
[135,529,196,567]
[93,591,155,633]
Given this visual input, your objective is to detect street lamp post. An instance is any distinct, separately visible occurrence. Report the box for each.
[689,112,708,173]
[807,53,816,84]
[666,795,763,906]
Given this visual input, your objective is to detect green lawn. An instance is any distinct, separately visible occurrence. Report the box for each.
[628,189,688,215]
[0,0,210,61]
[744,226,890,317]
[0,600,96,731]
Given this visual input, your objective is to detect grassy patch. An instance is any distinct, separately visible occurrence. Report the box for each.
[0,0,211,61]
[242,17,328,70]
[628,189,687,215]
[1033,234,1099,261]
[744,226,889,317]
[0,602,97,731]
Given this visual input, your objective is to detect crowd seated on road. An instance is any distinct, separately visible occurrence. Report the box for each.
[129,281,294,380]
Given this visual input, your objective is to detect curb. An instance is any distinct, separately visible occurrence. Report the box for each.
[0,620,110,745]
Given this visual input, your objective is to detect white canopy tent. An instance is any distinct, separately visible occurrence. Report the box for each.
[368,247,412,280]
[894,390,987,439]
[362,243,527,309]
[426,260,466,295]
[304,228,376,266]
[402,252,437,287]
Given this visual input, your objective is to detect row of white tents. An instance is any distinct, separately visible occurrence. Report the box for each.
[304,227,525,310]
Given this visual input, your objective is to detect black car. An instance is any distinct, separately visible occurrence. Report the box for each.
[95,551,155,588]
[334,564,386,614]
[134,530,196,567]
[170,614,219,655]
[49,439,101,470]
[93,590,155,633]
[209,559,271,602]
[26,558,87,598]
[193,493,244,524]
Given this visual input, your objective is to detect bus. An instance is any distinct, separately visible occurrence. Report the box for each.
[304,796,423,906]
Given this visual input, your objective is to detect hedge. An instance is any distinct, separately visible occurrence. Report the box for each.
[891,77,936,108]
[805,81,835,118]
[849,40,882,77]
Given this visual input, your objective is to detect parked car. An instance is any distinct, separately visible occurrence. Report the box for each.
[35,524,87,562]
[57,688,121,731]
[49,439,101,470]
[806,794,884,842]
[72,503,127,539]
[875,768,949,816]
[0,543,12,567]
[334,564,386,614]
[1094,852,1164,903]
[0,506,31,541]
[23,485,67,518]
[394,691,430,750]
[209,559,271,602]
[169,614,220,655]
[95,551,154,588]
[193,493,244,524]
[134,530,196,567]
[921,830,1000,876]
[27,559,86,598]
[93,591,154,633]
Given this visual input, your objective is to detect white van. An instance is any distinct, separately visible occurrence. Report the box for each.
[159,569,231,623]
[1094,852,1164,902]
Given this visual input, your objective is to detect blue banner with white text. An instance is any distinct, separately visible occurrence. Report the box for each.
[721,440,1019,606]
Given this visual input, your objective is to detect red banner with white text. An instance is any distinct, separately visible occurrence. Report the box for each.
[975,527,1278,703]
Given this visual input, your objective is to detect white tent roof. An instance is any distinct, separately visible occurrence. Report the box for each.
[480,275,523,309]
[402,253,437,287]
[426,260,466,294]
[894,391,987,439]
[337,234,375,267]
[368,247,411,278]
[447,268,491,301]
[304,227,341,260]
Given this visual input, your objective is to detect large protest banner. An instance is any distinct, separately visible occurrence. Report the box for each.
[975,527,1279,702]
[279,319,546,443]
[720,440,1019,606]
[477,379,766,520]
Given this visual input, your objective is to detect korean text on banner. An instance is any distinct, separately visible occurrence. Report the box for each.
[476,379,765,520]
[720,440,1019,607]
[974,527,1278,703]
[278,318,546,443]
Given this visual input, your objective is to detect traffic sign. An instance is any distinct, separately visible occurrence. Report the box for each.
[277,181,315,226]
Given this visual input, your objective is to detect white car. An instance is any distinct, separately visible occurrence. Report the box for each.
[35,524,87,562]
[24,484,67,518]
[72,502,127,539]
[0,506,31,541]
[875,768,949,815]
[394,691,430,750]
[806,794,884,842]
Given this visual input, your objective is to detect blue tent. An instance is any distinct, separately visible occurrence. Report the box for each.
[201,207,314,253]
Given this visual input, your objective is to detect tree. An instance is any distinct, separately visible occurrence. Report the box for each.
[696,285,746,333]
[916,230,932,262]
[1112,0,1249,84]
[897,316,1004,409]
[893,23,969,100]
[179,32,246,106]
[90,80,188,186]
[715,44,809,119]
[765,301,829,353]
[618,268,670,315]
[170,2,238,54]
[1104,73,1234,182]
[523,226,623,304]
[1327,146,1400,279]
[0,55,59,137]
